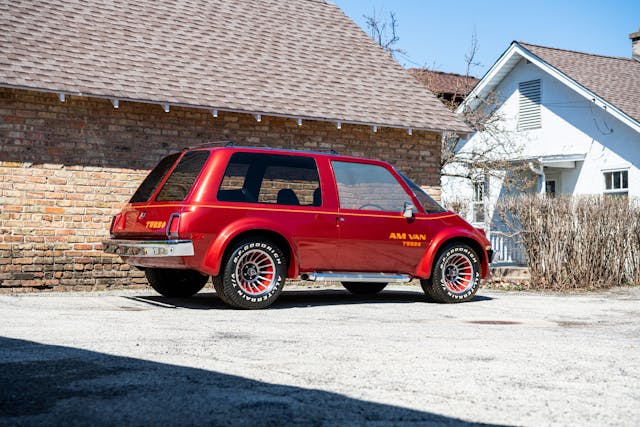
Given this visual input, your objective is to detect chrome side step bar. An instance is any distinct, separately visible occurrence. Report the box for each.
[300,272,412,283]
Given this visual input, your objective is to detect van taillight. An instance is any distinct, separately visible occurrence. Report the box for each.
[109,216,117,236]
[167,214,180,239]
[110,213,124,236]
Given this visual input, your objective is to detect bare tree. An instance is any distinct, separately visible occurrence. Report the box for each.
[442,92,527,183]
[439,33,531,190]
[364,13,530,194]
[463,30,482,79]
[363,9,406,59]
[411,30,481,110]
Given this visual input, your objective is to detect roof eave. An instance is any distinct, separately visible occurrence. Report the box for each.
[0,82,469,135]
[455,41,521,114]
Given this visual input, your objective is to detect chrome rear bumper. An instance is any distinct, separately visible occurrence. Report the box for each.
[103,239,194,257]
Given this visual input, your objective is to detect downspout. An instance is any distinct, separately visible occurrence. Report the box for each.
[528,160,545,195]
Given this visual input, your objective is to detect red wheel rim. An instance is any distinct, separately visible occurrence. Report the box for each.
[441,253,474,294]
[234,249,277,296]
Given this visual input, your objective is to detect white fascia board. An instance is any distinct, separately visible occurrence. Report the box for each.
[538,153,587,163]
[508,153,586,165]
[456,42,521,114]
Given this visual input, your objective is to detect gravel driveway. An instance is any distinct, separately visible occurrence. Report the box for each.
[1,285,639,426]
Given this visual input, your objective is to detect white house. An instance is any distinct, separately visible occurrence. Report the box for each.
[443,31,640,264]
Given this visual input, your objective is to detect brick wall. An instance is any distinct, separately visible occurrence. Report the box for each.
[0,88,442,291]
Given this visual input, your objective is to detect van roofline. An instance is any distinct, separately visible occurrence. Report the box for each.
[184,142,343,158]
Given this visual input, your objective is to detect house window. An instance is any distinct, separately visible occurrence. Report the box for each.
[518,79,541,130]
[472,179,487,223]
[545,180,556,197]
[603,170,628,196]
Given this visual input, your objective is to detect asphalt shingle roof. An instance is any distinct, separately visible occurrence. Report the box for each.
[0,0,469,132]
[408,69,479,97]
[519,42,640,123]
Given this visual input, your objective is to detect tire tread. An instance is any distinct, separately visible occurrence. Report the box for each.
[420,243,480,304]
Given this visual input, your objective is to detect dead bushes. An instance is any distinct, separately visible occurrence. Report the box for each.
[498,195,640,289]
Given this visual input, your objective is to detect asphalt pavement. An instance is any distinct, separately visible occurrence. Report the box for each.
[1,284,639,426]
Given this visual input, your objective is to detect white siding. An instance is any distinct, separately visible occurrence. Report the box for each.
[444,58,640,202]
[442,56,640,264]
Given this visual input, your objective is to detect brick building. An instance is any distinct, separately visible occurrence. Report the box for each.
[0,0,468,291]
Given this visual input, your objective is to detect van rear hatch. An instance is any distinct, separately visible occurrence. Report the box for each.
[111,150,210,239]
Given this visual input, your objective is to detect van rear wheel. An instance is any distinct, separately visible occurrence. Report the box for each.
[218,238,286,309]
[145,268,208,298]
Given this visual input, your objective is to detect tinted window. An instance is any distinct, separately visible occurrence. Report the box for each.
[155,151,210,201]
[217,160,256,203]
[129,153,180,203]
[217,153,321,206]
[332,161,410,212]
[398,172,446,214]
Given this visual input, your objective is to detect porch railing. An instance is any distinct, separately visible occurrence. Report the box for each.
[489,231,527,266]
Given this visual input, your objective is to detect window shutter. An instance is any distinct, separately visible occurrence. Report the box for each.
[518,79,541,130]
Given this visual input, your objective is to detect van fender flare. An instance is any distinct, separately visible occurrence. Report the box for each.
[416,228,489,279]
[202,218,299,278]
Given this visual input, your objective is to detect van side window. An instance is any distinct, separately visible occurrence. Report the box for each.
[217,153,321,206]
[332,161,410,211]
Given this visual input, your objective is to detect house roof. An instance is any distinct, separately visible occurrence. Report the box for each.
[0,0,469,133]
[520,43,640,123]
[408,69,479,97]
[458,41,640,133]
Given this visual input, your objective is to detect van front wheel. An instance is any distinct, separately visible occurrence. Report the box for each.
[421,243,480,303]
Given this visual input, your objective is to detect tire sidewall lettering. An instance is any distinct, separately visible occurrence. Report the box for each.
[226,240,285,306]
[437,246,480,300]
[232,243,282,266]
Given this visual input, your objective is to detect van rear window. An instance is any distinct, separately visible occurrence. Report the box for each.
[129,153,181,203]
[156,151,210,201]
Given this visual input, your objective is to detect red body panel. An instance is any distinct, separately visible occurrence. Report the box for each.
[414,215,492,279]
[198,204,339,276]
[111,146,492,280]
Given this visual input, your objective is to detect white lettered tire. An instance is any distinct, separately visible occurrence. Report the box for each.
[219,238,286,309]
[421,243,480,303]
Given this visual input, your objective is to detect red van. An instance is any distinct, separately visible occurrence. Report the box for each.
[104,144,492,309]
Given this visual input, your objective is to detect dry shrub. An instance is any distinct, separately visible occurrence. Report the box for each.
[498,195,640,290]
[443,197,469,216]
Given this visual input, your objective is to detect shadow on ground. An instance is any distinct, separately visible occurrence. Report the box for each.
[0,337,501,426]
[126,289,494,311]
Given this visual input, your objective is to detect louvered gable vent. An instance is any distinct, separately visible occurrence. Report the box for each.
[518,79,541,130]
